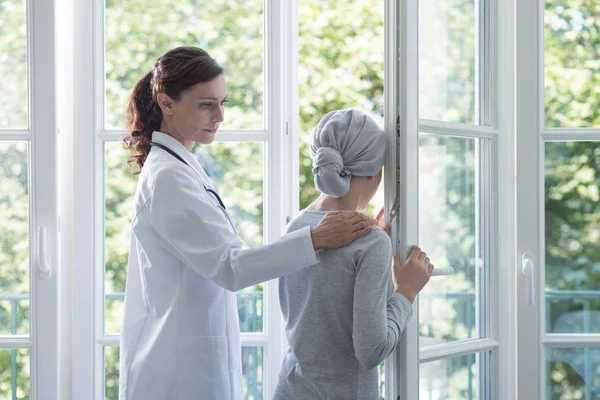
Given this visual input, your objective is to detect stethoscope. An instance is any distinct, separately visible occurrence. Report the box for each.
[150,142,228,210]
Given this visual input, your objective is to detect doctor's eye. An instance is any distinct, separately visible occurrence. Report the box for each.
[221,99,229,106]
[199,103,214,109]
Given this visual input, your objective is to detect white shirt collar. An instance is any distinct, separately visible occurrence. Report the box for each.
[151,131,213,185]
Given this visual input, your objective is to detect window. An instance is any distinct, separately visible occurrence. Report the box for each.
[1,0,58,397]
[393,0,508,398]
[416,0,496,398]
[517,0,600,398]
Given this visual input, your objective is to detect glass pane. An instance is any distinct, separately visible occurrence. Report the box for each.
[104,346,265,399]
[0,349,30,399]
[546,347,600,400]
[104,346,120,400]
[420,352,481,400]
[419,134,479,345]
[298,0,384,209]
[545,142,600,334]
[242,346,264,400]
[0,0,27,129]
[420,0,477,124]
[378,361,385,400]
[0,143,29,335]
[104,0,264,130]
[104,142,138,334]
[545,1,600,128]
[198,142,264,332]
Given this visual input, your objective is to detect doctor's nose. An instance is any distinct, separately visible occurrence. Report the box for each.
[213,105,224,123]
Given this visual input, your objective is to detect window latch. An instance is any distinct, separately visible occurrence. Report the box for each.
[388,197,400,225]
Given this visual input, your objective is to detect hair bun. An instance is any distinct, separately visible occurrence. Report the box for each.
[312,147,351,197]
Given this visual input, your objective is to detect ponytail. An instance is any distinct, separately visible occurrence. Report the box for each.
[123,71,162,174]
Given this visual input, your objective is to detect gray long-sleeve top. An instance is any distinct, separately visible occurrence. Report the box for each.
[273,210,413,400]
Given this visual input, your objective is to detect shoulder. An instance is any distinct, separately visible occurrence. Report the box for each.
[351,226,392,263]
[283,210,320,234]
[356,226,391,247]
[147,162,208,206]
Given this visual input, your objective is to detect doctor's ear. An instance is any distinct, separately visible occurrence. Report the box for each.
[156,93,176,116]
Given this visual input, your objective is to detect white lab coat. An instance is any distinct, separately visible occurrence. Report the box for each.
[118,132,319,400]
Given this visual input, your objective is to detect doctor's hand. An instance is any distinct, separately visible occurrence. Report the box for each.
[392,246,434,304]
[310,212,375,250]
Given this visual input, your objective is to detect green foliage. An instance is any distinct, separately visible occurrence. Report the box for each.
[298,0,385,210]
[545,0,600,128]
[104,0,263,130]
[0,0,27,128]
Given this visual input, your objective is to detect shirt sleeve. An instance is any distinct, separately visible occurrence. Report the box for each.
[352,229,413,370]
[147,166,319,291]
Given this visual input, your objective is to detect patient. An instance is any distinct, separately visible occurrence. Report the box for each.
[273,108,433,400]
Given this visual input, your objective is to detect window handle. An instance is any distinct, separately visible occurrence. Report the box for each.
[38,226,51,279]
[521,252,534,306]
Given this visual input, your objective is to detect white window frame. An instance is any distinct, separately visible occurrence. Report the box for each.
[390,0,515,398]
[1,0,59,398]
[516,0,600,398]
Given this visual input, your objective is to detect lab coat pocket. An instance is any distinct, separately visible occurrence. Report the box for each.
[176,336,229,400]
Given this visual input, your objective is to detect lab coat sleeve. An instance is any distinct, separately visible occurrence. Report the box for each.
[148,166,319,291]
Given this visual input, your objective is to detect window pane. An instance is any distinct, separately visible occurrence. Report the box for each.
[298,0,384,209]
[0,0,27,129]
[104,0,264,130]
[546,347,600,400]
[242,346,264,400]
[0,349,30,399]
[198,142,264,332]
[0,142,29,335]
[545,1,600,128]
[378,361,385,400]
[104,346,120,400]
[545,142,600,334]
[104,346,264,399]
[420,0,477,124]
[104,142,137,334]
[420,352,482,400]
[419,134,479,345]
[104,141,265,333]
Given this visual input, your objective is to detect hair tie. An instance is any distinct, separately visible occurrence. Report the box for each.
[132,131,141,137]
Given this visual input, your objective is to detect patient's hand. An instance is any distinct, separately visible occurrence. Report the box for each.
[392,246,434,303]
[375,207,391,236]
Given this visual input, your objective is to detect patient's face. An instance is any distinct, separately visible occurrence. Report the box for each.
[358,169,383,210]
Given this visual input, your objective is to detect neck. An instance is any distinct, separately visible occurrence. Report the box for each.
[160,121,193,152]
[309,188,363,212]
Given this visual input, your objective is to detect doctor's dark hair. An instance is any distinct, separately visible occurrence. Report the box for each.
[123,46,224,174]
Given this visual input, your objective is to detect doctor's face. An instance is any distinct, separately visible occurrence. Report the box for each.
[162,74,228,146]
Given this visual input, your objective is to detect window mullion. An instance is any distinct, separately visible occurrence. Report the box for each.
[263,0,293,398]
[396,0,420,398]
[419,338,500,363]
[69,0,97,398]
[31,0,59,398]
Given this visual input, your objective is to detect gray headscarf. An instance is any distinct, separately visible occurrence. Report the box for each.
[310,108,386,197]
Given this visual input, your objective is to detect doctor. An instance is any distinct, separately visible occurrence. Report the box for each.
[118,46,376,400]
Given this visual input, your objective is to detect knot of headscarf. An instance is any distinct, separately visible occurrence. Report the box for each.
[310,108,386,197]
